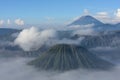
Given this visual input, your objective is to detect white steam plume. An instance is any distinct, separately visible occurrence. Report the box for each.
[14,27,57,51]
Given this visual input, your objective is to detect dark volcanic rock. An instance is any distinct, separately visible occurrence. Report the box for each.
[28,44,113,71]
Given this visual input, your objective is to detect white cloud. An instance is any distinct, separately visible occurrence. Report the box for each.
[111,9,120,23]
[83,9,89,15]
[14,27,57,51]
[0,19,25,26]
[94,12,110,23]
[0,20,4,25]
[7,19,11,24]
[69,24,94,29]
[14,26,93,51]
[55,37,85,45]
[72,26,97,36]
[94,9,120,24]
[115,9,120,18]
[96,12,109,18]
[14,18,24,25]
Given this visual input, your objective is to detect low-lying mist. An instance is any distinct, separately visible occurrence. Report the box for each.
[1,25,120,80]
[14,25,98,52]
[90,47,120,64]
[0,57,120,80]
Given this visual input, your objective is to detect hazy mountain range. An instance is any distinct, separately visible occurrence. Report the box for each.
[0,15,120,59]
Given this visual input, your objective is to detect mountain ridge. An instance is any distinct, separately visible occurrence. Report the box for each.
[68,15,104,26]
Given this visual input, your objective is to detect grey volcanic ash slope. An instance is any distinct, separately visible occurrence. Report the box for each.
[29,44,113,71]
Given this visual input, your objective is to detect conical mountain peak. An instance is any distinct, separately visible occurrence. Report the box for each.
[29,44,113,71]
[69,15,104,26]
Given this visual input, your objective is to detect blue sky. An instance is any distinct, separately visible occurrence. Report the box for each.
[0,0,120,25]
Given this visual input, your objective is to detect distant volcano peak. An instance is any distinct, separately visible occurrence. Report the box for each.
[68,15,104,26]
